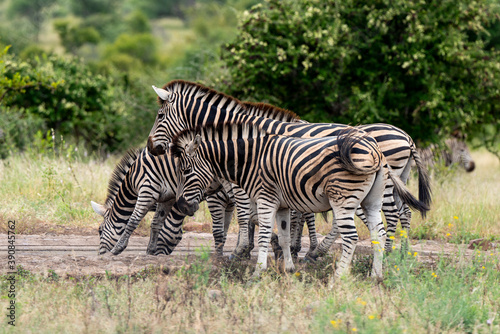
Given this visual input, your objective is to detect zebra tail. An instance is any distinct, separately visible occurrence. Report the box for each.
[337,127,383,175]
[410,141,432,214]
[387,166,430,218]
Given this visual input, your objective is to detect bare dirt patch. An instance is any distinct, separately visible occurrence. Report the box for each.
[1,232,489,278]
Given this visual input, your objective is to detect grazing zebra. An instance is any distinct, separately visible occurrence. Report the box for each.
[169,122,428,279]
[90,148,234,256]
[147,81,431,255]
[418,137,475,172]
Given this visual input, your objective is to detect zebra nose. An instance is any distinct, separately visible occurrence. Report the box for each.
[177,196,199,216]
[147,136,166,156]
[465,161,475,172]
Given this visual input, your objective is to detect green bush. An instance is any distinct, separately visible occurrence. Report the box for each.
[103,33,159,67]
[0,47,125,154]
[223,0,500,144]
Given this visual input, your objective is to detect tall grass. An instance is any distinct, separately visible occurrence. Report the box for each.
[1,248,499,333]
[0,149,498,240]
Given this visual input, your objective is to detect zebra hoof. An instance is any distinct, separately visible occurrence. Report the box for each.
[304,253,318,263]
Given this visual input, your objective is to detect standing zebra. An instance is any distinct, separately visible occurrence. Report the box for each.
[169,122,428,279]
[147,81,431,256]
[418,137,475,172]
[90,148,234,256]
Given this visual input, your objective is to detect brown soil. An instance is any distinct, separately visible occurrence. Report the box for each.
[1,232,490,278]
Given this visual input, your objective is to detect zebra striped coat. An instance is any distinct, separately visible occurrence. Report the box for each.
[170,122,428,279]
[418,137,475,172]
[91,148,234,256]
[148,81,431,255]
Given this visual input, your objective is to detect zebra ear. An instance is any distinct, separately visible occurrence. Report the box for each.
[91,201,106,216]
[186,135,202,156]
[152,85,171,101]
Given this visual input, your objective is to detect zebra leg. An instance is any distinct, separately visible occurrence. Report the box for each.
[111,195,157,255]
[305,218,339,261]
[155,202,185,255]
[399,204,412,254]
[303,212,318,254]
[230,185,252,258]
[254,199,279,277]
[290,210,303,259]
[147,201,174,255]
[381,184,399,253]
[276,208,295,273]
[330,204,358,280]
[360,169,387,280]
[207,191,230,257]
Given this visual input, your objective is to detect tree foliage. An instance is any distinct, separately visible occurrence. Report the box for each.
[0,47,125,153]
[223,0,500,144]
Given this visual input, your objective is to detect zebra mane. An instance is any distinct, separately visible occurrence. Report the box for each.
[170,121,269,157]
[105,148,142,208]
[242,101,300,123]
[159,80,244,109]
[159,80,301,124]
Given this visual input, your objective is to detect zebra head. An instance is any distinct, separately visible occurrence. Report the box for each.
[148,85,188,156]
[91,201,116,255]
[170,132,216,217]
[445,138,475,172]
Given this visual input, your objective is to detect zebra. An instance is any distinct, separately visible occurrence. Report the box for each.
[147,81,431,255]
[90,148,234,256]
[418,137,475,173]
[169,121,429,280]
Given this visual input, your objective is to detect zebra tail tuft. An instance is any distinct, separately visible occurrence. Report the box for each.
[388,167,430,218]
[410,142,432,214]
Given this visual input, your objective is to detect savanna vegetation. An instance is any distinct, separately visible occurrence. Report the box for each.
[1,0,500,332]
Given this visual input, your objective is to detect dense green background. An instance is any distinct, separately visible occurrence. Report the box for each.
[1,0,499,158]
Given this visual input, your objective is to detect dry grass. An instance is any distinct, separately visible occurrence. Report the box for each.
[1,249,500,333]
[1,150,499,241]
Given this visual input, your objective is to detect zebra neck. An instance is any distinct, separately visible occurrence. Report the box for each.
[200,137,265,194]
[108,173,138,224]
[185,97,280,132]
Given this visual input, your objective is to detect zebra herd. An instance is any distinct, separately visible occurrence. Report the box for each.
[90,80,470,280]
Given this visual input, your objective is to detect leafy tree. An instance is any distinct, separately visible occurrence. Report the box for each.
[0,47,125,152]
[7,0,57,41]
[222,0,500,145]
[54,19,101,54]
[103,33,159,68]
[69,0,118,18]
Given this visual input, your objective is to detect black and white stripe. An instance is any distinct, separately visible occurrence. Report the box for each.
[91,148,234,256]
[148,81,431,255]
[170,122,429,279]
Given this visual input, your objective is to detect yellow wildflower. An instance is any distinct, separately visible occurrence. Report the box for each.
[453,216,458,219]
[372,241,380,244]
[448,223,453,228]
[295,272,301,277]
[352,328,357,332]
[368,315,375,320]
[389,236,395,240]
[446,233,451,237]
[392,246,396,250]
[413,252,418,257]
[330,320,338,328]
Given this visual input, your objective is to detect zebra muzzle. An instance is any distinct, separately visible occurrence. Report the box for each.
[147,136,166,156]
[177,196,199,217]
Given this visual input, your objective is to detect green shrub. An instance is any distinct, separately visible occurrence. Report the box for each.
[0,47,125,154]
[223,0,500,144]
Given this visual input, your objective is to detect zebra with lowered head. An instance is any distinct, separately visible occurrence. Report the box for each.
[90,147,234,256]
[169,121,429,280]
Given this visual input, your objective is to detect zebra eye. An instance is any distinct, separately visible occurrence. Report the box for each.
[183,167,192,175]
[158,113,165,121]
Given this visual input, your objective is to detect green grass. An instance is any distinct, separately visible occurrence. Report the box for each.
[1,248,499,333]
[1,149,499,240]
